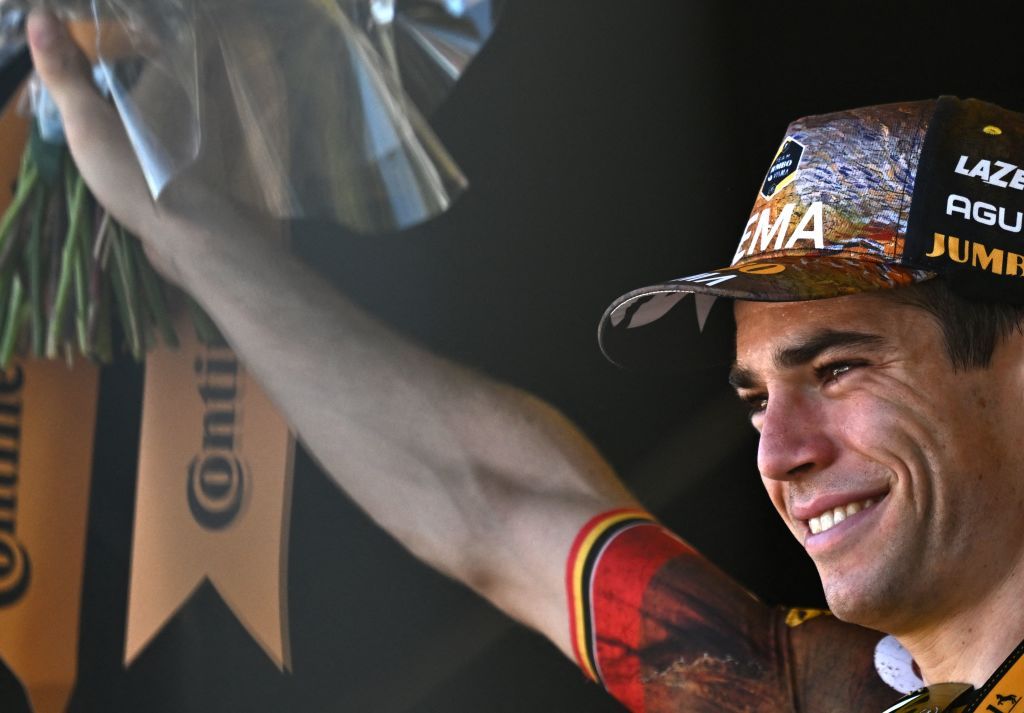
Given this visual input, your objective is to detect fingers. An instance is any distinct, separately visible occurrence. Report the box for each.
[26,11,95,112]
[26,10,118,154]
[26,10,158,239]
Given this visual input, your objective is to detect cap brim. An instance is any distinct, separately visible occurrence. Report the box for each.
[599,255,936,368]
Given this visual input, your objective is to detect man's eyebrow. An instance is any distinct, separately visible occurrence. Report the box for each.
[728,330,887,390]
[775,329,887,369]
[728,365,758,390]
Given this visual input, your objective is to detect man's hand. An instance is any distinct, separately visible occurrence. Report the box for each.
[27,10,181,281]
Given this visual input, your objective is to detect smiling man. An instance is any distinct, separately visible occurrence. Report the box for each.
[25,9,1024,713]
[735,293,1024,686]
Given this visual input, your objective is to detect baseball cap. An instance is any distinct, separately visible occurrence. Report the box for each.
[599,96,1024,367]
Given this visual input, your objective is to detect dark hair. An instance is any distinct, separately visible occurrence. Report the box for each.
[883,279,1024,370]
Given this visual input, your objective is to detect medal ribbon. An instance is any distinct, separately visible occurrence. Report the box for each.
[883,638,1024,712]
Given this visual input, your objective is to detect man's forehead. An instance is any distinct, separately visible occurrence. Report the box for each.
[733,293,906,338]
[730,295,910,375]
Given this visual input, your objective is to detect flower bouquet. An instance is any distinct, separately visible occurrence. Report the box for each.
[0,0,503,365]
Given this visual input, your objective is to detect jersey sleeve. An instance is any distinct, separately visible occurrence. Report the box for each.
[564,509,900,712]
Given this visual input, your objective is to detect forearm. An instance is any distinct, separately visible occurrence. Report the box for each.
[154,189,638,620]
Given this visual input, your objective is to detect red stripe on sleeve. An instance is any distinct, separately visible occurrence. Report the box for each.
[590,524,693,712]
[565,508,650,680]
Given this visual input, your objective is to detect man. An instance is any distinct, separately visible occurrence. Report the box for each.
[24,10,1024,712]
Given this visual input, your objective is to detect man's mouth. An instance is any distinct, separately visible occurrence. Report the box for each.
[806,497,880,535]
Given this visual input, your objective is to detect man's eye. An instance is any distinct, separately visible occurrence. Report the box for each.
[826,364,851,381]
[816,361,864,384]
[746,396,768,418]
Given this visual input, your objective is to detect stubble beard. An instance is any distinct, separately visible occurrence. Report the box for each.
[813,536,919,633]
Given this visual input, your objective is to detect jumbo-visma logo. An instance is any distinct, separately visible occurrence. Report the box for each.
[761,137,805,199]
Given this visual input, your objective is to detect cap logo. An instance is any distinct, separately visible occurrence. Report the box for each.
[946,194,1023,233]
[736,262,787,275]
[907,100,1024,301]
[924,232,1024,277]
[675,272,737,287]
[953,155,1024,190]
[761,137,804,199]
[732,202,825,264]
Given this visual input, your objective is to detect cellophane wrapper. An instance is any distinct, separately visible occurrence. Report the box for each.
[0,0,503,232]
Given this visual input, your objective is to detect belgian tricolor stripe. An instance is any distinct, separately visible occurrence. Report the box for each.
[565,508,656,683]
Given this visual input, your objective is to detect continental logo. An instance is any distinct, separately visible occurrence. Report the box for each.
[925,232,1024,277]
[732,201,824,264]
[0,360,99,713]
[0,367,30,607]
[126,319,294,671]
[188,345,246,530]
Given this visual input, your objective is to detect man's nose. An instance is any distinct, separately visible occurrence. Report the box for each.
[757,390,837,481]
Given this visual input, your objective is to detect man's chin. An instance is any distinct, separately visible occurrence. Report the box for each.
[817,568,902,629]
[821,590,874,626]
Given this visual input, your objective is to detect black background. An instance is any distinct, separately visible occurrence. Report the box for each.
[4,1,1024,711]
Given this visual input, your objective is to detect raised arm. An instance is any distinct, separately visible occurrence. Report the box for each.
[26,10,640,658]
[26,13,904,711]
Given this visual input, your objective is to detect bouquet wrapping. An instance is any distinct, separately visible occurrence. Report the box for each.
[0,0,502,364]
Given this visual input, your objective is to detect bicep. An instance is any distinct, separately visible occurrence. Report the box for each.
[436,387,641,656]
[460,481,640,660]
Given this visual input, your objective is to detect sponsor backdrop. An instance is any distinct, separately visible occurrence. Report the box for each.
[1,2,1023,712]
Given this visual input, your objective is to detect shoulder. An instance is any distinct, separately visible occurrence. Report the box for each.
[567,513,904,712]
[786,612,910,711]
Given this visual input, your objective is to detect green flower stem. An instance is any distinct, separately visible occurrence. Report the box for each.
[1,137,208,363]
[44,178,65,319]
[45,170,86,358]
[26,187,46,357]
[0,274,25,369]
[93,210,112,266]
[0,164,40,273]
[74,233,90,356]
[0,147,38,239]
[0,273,11,358]
[73,194,94,356]
[110,227,143,360]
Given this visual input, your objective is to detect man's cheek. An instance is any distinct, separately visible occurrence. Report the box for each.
[837,396,912,454]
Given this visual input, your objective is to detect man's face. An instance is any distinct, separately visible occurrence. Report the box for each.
[732,292,1024,634]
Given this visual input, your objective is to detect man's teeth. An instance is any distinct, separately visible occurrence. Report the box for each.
[808,498,877,535]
